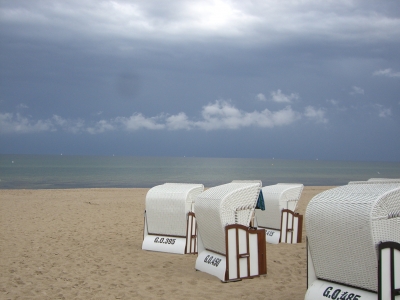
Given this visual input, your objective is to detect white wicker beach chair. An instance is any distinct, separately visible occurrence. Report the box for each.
[305,183,400,300]
[194,181,267,281]
[142,183,204,254]
[255,183,304,244]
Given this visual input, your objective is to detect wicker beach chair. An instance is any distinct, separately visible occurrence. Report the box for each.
[194,181,267,281]
[142,183,204,254]
[255,183,304,244]
[305,183,400,300]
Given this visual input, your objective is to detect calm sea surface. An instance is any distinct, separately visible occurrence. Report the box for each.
[0,154,399,189]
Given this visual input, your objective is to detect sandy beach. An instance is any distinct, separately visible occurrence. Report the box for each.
[0,186,334,300]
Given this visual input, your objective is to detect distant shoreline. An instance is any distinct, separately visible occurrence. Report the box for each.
[0,185,338,190]
[1,154,399,189]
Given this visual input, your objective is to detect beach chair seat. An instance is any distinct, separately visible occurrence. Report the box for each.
[142,183,204,254]
[194,181,266,281]
[255,183,303,244]
[305,183,400,300]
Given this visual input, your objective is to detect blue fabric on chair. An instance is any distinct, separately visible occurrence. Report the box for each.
[255,190,265,210]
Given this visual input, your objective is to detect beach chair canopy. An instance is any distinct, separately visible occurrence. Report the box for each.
[255,183,303,230]
[348,178,400,185]
[195,181,262,255]
[368,178,400,182]
[145,183,204,237]
[305,183,400,292]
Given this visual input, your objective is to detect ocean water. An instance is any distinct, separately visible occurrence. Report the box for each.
[0,154,399,189]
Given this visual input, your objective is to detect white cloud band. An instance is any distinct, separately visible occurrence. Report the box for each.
[0,100,325,134]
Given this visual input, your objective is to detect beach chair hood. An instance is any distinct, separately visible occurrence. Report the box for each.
[195,181,262,255]
[145,183,204,237]
[305,183,400,292]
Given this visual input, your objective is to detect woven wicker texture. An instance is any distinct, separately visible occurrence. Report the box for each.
[349,179,400,185]
[305,184,400,292]
[368,178,400,182]
[255,183,303,230]
[145,183,204,236]
[195,181,261,255]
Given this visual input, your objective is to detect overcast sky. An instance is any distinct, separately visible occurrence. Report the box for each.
[1,0,399,161]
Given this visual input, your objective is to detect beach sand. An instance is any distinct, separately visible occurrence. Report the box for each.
[0,186,334,300]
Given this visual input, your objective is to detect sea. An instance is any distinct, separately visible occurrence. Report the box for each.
[0,154,399,189]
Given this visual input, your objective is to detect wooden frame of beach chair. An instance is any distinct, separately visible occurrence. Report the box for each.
[305,183,400,300]
[378,242,400,300]
[194,181,267,282]
[254,183,304,244]
[142,183,204,254]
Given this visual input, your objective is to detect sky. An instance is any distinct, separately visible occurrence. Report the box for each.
[1,0,400,161]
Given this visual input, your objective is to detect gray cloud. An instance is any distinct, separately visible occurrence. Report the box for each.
[304,106,328,124]
[271,89,299,103]
[1,0,400,160]
[16,103,29,109]
[2,0,399,48]
[256,90,299,103]
[350,86,365,95]
[373,68,400,78]
[0,113,55,134]
[373,104,392,118]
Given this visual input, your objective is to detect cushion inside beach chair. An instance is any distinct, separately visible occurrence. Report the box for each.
[305,183,400,292]
[145,183,204,237]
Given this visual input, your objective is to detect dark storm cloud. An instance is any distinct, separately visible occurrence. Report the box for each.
[1,0,399,160]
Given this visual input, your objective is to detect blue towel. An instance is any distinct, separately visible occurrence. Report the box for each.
[255,190,265,211]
